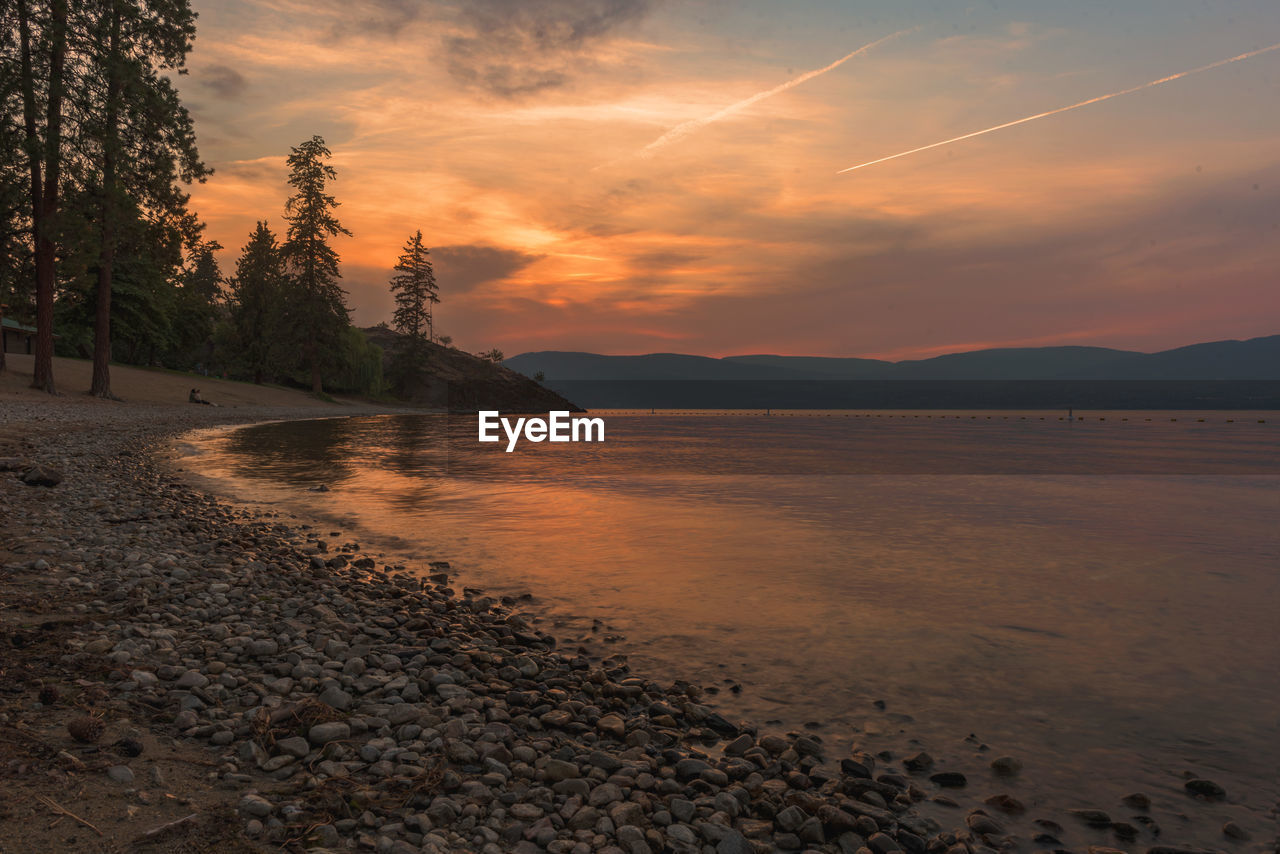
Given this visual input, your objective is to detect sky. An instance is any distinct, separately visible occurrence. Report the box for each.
[177,0,1280,359]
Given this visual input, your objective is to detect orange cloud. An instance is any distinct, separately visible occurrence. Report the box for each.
[179,4,1280,356]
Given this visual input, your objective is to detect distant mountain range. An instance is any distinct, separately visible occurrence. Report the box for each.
[505,335,1280,382]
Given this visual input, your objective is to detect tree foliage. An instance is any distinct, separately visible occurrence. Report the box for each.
[169,235,221,369]
[223,222,286,384]
[281,135,350,393]
[390,230,438,342]
[386,229,440,395]
[2,0,69,391]
[79,0,208,397]
[53,194,205,370]
[0,0,206,394]
[1,5,435,404]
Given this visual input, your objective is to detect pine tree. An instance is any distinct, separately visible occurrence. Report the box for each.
[4,0,69,392]
[81,0,208,398]
[389,230,438,342]
[226,222,286,385]
[280,135,350,393]
[0,56,30,374]
[169,236,221,370]
[1,0,205,393]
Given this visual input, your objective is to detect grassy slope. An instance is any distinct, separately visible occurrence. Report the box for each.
[0,354,364,409]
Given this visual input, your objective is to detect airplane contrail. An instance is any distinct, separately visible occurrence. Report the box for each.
[641,29,911,158]
[838,40,1280,174]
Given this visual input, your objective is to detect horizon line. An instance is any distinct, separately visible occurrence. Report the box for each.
[493,331,1277,363]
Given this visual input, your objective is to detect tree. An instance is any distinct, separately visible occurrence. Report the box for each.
[280,135,351,393]
[3,0,69,392]
[0,45,31,374]
[52,193,189,368]
[331,326,385,397]
[389,229,438,342]
[168,236,221,369]
[80,0,207,398]
[225,222,286,384]
[386,229,439,395]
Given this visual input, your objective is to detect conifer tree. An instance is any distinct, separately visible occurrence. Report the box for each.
[226,222,286,385]
[170,236,221,369]
[280,135,350,393]
[3,0,68,392]
[389,229,438,342]
[82,0,207,398]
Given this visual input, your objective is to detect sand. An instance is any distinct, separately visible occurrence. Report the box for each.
[1,353,359,410]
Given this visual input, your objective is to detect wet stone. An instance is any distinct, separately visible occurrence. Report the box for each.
[1184,778,1226,800]
[308,721,351,744]
[106,765,134,784]
[928,772,966,788]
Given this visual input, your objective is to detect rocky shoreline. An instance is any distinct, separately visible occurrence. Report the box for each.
[0,401,1256,854]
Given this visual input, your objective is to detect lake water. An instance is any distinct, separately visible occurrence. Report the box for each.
[180,411,1279,850]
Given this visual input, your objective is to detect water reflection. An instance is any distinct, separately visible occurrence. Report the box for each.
[215,412,1280,483]
[186,412,1280,849]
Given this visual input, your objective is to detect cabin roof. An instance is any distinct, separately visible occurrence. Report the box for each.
[1,317,37,334]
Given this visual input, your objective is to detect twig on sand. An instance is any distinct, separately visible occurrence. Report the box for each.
[35,795,102,836]
[138,812,199,840]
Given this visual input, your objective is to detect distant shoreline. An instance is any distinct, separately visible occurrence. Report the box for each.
[532,379,1280,411]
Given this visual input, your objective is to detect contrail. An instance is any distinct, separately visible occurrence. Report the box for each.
[641,30,911,158]
[838,40,1280,174]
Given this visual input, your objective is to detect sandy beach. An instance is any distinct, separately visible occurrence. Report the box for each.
[0,360,1256,854]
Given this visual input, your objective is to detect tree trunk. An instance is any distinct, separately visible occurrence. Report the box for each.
[90,1,122,399]
[91,238,116,396]
[254,368,263,385]
[311,365,322,394]
[18,0,63,394]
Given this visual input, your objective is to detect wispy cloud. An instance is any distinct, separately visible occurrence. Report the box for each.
[640,30,911,157]
[445,0,655,97]
[431,245,545,294]
[197,64,249,98]
[839,40,1280,173]
[182,1,1280,356]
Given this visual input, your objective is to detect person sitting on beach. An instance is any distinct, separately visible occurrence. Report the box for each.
[189,388,214,405]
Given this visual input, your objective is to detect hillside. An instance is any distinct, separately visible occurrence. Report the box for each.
[505,335,1280,381]
[360,327,582,412]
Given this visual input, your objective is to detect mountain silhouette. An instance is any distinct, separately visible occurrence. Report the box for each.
[505,335,1280,382]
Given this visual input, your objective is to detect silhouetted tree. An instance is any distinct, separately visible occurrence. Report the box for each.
[53,194,189,368]
[225,222,286,384]
[2,0,209,391]
[0,54,31,373]
[168,236,221,369]
[80,0,207,398]
[386,229,439,394]
[280,135,350,393]
[389,229,438,342]
[3,0,68,392]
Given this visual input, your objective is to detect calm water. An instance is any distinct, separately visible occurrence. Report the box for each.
[181,412,1279,849]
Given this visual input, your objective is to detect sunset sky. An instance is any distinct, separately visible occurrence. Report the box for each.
[179,0,1280,359]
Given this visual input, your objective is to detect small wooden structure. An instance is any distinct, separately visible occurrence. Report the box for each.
[1,316,39,355]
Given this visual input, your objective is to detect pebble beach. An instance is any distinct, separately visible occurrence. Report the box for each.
[0,397,1264,854]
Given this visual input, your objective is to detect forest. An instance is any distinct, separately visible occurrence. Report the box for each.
[0,0,443,399]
